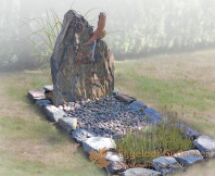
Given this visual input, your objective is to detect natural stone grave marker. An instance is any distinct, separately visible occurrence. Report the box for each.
[28,9,215,176]
[50,10,114,106]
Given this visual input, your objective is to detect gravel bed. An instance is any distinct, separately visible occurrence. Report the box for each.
[65,95,149,138]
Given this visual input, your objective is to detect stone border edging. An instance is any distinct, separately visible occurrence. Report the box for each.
[28,87,215,176]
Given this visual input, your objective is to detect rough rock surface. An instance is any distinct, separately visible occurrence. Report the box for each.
[123,168,161,176]
[114,91,136,103]
[105,151,124,162]
[82,137,116,153]
[127,100,147,112]
[106,161,127,175]
[43,85,53,92]
[193,135,215,158]
[44,105,66,122]
[71,128,95,143]
[58,117,77,133]
[153,156,182,175]
[178,123,201,139]
[50,10,114,105]
[173,150,203,166]
[36,99,51,108]
[28,89,45,102]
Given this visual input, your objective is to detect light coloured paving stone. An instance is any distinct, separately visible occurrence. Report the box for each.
[28,89,45,102]
[44,105,66,122]
[193,135,215,158]
[174,150,203,166]
[153,156,182,175]
[82,137,116,153]
[128,100,147,112]
[144,107,161,124]
[58,117,77,133]
[72,128,96,143]
[35,99,51,108]
[114,92,136,103]
[123,168,161,176]
[106,161,127,175]
[105,151,124,162]
[43,85,53,92]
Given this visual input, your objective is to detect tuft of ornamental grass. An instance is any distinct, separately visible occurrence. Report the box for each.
[30,10,62,65]
[116,113,192,166]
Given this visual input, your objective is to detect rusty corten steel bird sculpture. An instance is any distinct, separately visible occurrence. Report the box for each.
[85,12,106,62]
[85,12,106,45]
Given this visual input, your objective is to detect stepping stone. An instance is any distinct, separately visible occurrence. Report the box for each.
[114,92,136,103]
[123,168,161,176]
[144,107,161,124]
[72,128,95,143]
[44,105,66,122]
[82,137,116,153]
[28,89,45,102]
[174,150,203,166]
[106,161,127,175]
[58,117,77,133]
[35,99,51,108]
[128,100,147,112]
[105,151,124,162]
[193,135,215,158]
[153,156,182,175]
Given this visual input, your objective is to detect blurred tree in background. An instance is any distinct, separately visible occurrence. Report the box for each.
[0,0,214,70]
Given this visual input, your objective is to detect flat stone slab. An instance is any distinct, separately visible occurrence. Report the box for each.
[193,135,215,158]
[44,105,66,122]
[114,92,136,103]
[43,85,53,92]
[82,137,116,153]
[28,89,45,101]
[58,117,77,133]
[123,168,161,176]
[36,99,51,108]
[178,123,201,139]
[71,128,95,143]
[105,151,124,162]
[128,100,147,112]
[106,161,127,175]
[144,107,161,124]
[174,150,203,166]
[153,156,182,175]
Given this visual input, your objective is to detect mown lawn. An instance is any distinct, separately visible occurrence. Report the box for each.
[0,49,214,175]
[0,71,106,176]
[116,49,215,137]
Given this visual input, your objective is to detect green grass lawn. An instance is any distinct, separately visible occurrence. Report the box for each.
[0,72,106,176]
[116,49,215,137]
[0,49,214,175]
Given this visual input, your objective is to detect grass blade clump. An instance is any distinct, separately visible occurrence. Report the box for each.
[116,112,192,166]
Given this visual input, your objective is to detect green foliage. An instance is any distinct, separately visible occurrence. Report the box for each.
[116,117,192,165]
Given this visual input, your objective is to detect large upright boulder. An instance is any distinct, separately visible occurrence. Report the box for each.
[50,10,114,105]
